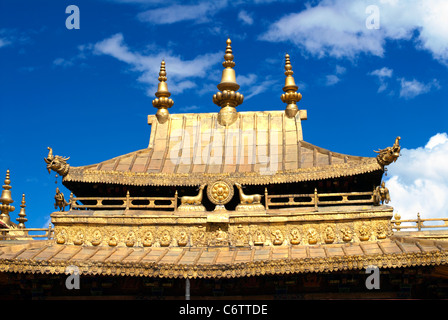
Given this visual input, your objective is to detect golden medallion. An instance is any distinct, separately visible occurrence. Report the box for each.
[207,180,234,205]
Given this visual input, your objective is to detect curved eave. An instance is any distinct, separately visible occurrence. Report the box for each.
[63,158,382,187]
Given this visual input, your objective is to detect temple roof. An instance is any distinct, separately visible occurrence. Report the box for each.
[1,235,447,278]
[64,110,382,187]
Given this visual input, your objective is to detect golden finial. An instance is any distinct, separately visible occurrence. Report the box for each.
[281,53,302,118]
[0,170,15,225]
[213,38,244,127]
[16,193,28,228]
[152,60,174,124]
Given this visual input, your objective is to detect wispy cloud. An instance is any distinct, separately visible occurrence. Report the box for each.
[324,64,346,86]
[398,78,440,99]
[238,10,254,25]
[137,1,228,24]
[92,33,222,95]
[368,67,393,92]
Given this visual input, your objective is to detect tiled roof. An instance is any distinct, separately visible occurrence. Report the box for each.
[1,236,447,278]
[64,111,382,186]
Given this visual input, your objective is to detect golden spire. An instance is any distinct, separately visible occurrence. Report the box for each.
[0,170,15,225]
[152,60,174,124]
[213,38,244,127]
[281,53,302,118]
[16,193,28,228]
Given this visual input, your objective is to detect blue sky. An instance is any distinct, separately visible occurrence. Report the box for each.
[1,0,447,228]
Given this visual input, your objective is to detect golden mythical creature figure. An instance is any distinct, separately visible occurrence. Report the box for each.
[44,147,70,176]
[235,183,262,204]
[375,136,401,166]
[178,184,206,211]
[54,187,69,212]
[373,181,391,205]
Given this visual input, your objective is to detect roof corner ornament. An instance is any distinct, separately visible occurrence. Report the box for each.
[281,54,302,118]
[152,60,174,124]
[213,38,244,127]
[44,147,70,176]
[374,136,401,167]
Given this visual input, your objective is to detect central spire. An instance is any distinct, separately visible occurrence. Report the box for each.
[152,60,174,124]
[281,53,302,118]
[213,38,243,126]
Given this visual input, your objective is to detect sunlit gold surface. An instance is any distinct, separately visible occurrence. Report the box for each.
[281,54,302,118]
[152,60,174,124]
[213,38,244,126]
[375,136,401,166]
[44,147,70,176]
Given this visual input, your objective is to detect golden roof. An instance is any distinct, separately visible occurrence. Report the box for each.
[1,235,447,278]
[64,110,382,187]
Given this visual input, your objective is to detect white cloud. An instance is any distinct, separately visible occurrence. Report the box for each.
[325,74,340,86]
[93,33,222,95]
[260,0,448,65]
[386,133,448,220]
[238,10,254,25]
[137,1,228,24]
[236,73,277,100]
[323,64,346,86]
[369,67,393,78]
[368,67,393,92]
[0,38,11,48]
[398,77,440,99]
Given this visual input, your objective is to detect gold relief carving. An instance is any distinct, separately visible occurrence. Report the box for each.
[375,223,387,240]
[271,229,284,245]
[253,229,266,246]
[91,229,102,246]
[358,224,371,241]
[73,230,84,246]
[234,225,248,247]
[108,232,119,247]
[289,228,301,245]
[214,227,229,245]
[142,231,154,247]
[192,226,207,246]
[307,228,318,245]
[324,226,335,244]
[55,228,67,245]
[207,180,233,205]
[126,231,137,247]
[160,230,171,247]
[177,230,189,247]
[341,227,352,242]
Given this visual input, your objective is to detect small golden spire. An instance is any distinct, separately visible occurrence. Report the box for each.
[213,38,244,127]
[281,53,302,118]
[0,170,15,225]
[152,60,174,124]
[16,193,28,228]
